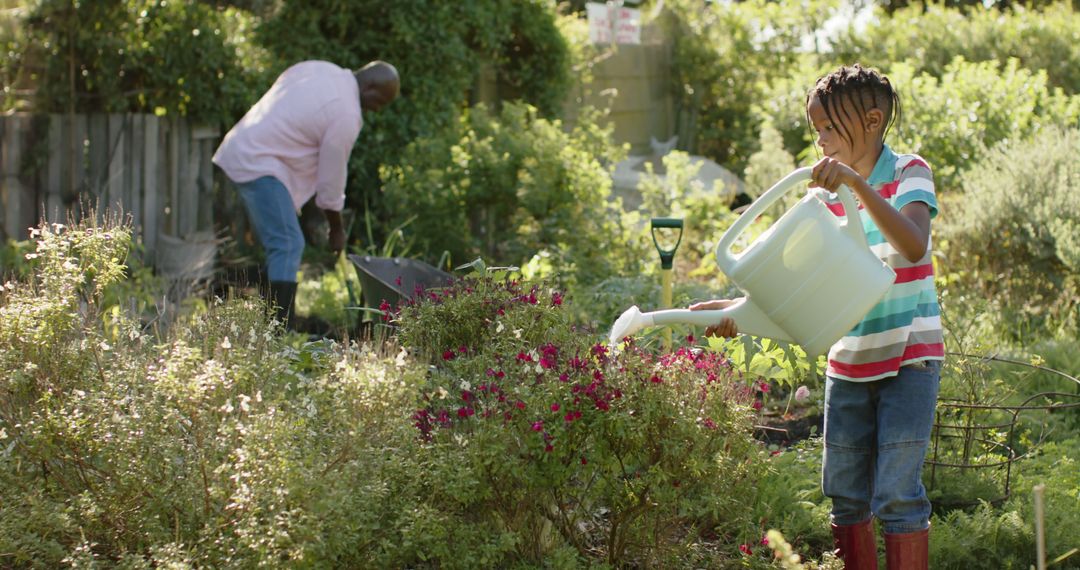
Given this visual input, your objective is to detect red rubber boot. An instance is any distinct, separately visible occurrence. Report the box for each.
[884,528,928,570]
[831,518,879,570]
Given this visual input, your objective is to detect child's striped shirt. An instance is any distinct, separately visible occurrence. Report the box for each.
[823,145,945,382]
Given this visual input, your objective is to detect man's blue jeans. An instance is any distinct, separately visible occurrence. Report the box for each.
[235,176,304,283]
[822,360,941,534]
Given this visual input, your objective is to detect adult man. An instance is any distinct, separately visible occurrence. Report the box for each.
[213,60,400,329]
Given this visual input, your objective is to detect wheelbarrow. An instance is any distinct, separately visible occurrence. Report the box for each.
[347,254,454,314]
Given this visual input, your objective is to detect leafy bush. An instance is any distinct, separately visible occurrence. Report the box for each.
[0,216,440,567]
[381,101,646,289]
[941,126,1080,338]
[394,273,766,566]
[663,0,839,173]
[834,2,1080,96]
[758,57,1080,192]
[257,0,573,237]
[19,1,266,123]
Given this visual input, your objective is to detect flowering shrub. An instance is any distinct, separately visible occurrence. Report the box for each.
[395,275,766,566]
[0,216,440,567]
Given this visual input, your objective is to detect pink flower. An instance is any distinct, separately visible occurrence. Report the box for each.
[752,400,762,411]
[551,403,560,412]
[551,292,563,306]
[761,535,769,546]
[394,276,402,286]
[739,544,753,556]
[757,381,770,393]
[702,418,717,430]
[531,420,544,431]
[515,401,526,410]
[558,373,569,382]
[378,299,392,321]
[795,385,811,402]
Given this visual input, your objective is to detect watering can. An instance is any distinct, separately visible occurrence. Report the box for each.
[609,167,896,357]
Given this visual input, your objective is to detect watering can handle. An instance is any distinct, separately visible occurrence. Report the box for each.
[714,167,865,272]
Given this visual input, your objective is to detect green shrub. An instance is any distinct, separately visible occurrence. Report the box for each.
[19,1,265,123]
[381,101,645,289]
[394,274,766,567]
[0,216,438,567]
[664,0,839,173]
[257,0,573,238]
[834,2,1080,95]
[940,126,1080,338]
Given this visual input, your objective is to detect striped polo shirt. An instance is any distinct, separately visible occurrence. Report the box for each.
[822,145,945,382]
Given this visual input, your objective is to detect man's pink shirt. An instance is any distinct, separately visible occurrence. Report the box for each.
[213,60,363,212]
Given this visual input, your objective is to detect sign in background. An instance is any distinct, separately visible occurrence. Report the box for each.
[586,2,641,45]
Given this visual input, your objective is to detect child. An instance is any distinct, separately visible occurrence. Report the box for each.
[693,63,942,570]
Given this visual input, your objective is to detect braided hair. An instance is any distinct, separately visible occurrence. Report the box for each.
[806,63,901,148]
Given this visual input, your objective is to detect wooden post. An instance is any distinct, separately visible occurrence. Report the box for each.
[1034,484,1047,570]
[87,114,108,205]
[107,114,126,219]
[127,114,144,246]
[45,115,65,223]
[142,115,161,261]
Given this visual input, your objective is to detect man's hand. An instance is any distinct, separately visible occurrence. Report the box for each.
[324,210,346,256]
[328,227,346,256]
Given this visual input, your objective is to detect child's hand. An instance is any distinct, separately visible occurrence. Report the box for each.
[689,299,739,338]
[810,157,861,192]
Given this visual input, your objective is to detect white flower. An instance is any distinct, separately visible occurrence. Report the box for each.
[496,321,505,333]
[221,337,232,349]
[794,385,810,402]
[220,400,234,413]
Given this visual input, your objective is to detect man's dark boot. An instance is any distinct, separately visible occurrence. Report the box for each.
[832,518,879,569]
[268,281,297,331]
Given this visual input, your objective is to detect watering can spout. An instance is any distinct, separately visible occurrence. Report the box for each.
[608,298,793,347]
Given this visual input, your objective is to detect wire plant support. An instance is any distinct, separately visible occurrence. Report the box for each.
[926,351,1080,508]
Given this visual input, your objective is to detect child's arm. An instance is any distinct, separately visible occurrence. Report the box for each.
[689,299,739,338]
[811,158,931,262]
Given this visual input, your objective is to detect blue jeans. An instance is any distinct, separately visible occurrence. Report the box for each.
[236,176,304,283]
[822,360,941,534]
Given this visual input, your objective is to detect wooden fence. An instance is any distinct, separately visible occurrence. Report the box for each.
[0,113,221,261]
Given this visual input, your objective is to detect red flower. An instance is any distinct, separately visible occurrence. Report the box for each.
[580,456,587,465]
[531,420,544,431]
[551,292,563,306]
[752,400,763,411]
[761,536,770,546]
[649,375,663,384]
[550,403,560,412]
[394,276,402,286]
[515,401,526,410]
[442,350,455,361]
[544,444,554,452]
[558,373,569,382]
[702,418,717,430]
[457,407,474,418]
[739,544,753,556]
